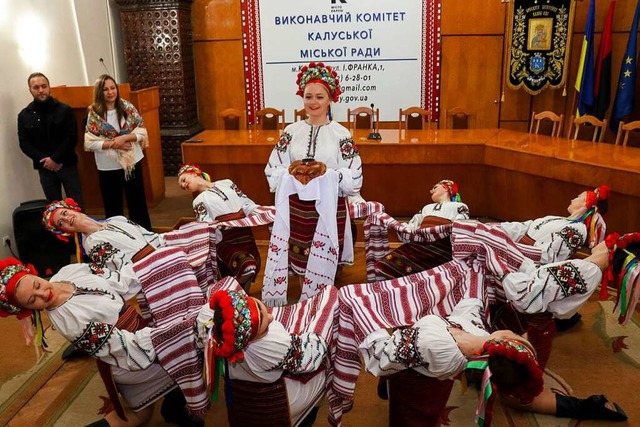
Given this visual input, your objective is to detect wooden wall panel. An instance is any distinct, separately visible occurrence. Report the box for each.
[612,0,640,32]
[441,0,505,35]
[440,36,503,128]
[192,0,241,40]
[130,87,165,207]
[501,84,532,121]
[189,0,637,141]
[194,40,245,129]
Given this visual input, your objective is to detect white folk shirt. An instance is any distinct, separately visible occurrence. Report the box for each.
[405,201,470,235]
[82,216,164,299]
[499,216,588,264]
[264,120,363,197]
[192,179,258,221]
[503,259,602,319]
[360,298,488,380]
[46,263,155,370]
[227,321,327,425]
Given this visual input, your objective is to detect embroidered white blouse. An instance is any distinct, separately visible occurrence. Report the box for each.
[264,120,363,197]
[406,202,470,230]
[360,298,488,379]
[205,318,328,425]
[502,259,603,319]
[46,263,155,370]
[82,216,164,299]
[192,179,258,221]
[500,216,588,264]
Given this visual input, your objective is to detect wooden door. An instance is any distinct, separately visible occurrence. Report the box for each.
[440,36,504,129]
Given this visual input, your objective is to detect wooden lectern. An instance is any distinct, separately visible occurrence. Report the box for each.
[51,84,165,213]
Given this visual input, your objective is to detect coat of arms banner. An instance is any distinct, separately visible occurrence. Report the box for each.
[506,0,575,95]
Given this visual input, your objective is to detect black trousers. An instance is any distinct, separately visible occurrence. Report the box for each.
[38,164,84,207]
[98,161,152,230]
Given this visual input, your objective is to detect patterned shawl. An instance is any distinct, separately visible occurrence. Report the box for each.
[85,99,148,179]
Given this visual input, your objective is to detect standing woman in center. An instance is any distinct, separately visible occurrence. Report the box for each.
[84,74,152,230]
[263,62,363,306]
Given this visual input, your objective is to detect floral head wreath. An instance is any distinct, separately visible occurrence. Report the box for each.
[42,198,82,243]
[572,185,610,246]
[208,289,260,364]
[585,185,610,209]
[465,338,543,426]
[602,231,640,324]
[178,163,211,183]
[482,338,544,404]
[438,179,461,202]
[0,257,37,319]
[296,61,342,102]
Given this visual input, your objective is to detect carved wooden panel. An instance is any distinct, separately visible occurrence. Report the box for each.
[115,0,202,174]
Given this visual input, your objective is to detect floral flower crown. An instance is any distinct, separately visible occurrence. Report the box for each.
[42,198,82,242]
[0,257,37,319]
[438,179,461,202]
[178,163,211,182]
[296,62,342,102]
[208,289,260,364]
[482,338,544,404]
[603,231,640,324]
[585,185,610,209]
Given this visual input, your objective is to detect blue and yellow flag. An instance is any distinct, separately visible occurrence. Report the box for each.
[575,0,596,117]
[610,0,640,131]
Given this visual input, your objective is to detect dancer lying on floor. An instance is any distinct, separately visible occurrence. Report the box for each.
[177,163,263,291]
[43,198,220,320]
[332,226,624,426]
[452,220,611,369]
[362,298,627,426]
[498,185,610,264]
[374,179,469,279]
[200,286,338,426]
[0,251,213,427]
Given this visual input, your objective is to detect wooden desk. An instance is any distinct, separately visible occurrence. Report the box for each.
[181,129,640,233]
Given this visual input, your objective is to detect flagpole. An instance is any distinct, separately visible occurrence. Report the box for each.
[566,0,582,137]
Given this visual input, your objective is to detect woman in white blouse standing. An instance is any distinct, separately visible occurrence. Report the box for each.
[263,62,363,306]
[84,74,151,230]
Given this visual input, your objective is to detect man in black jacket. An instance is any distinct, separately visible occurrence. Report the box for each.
[18,73,83,206]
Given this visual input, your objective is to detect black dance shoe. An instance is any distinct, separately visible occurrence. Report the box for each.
[556,394,628,421]
[554,313,582,332]
[160,388,205,427]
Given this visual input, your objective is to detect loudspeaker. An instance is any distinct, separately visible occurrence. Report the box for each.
[12,199,72,277]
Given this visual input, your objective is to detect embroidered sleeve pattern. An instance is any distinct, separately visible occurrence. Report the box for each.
[391,326,425,368]
[73,321,154,370]
[193,201,207,221]
[458,205,470,216]
[230,182,248,199]
[546,262,588,297]
[275,132,292,153]
[555,226,585,253]
[73,322,115,356]
[274,333,328,374]
[88,242,120,273]
[339,137,359,160]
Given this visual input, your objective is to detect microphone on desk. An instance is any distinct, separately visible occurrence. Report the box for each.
[367,103,382,141]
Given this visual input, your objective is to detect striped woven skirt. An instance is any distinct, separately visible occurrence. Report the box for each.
[288,195,347,275]
[374,238,453,280]
[217,227,261,282]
